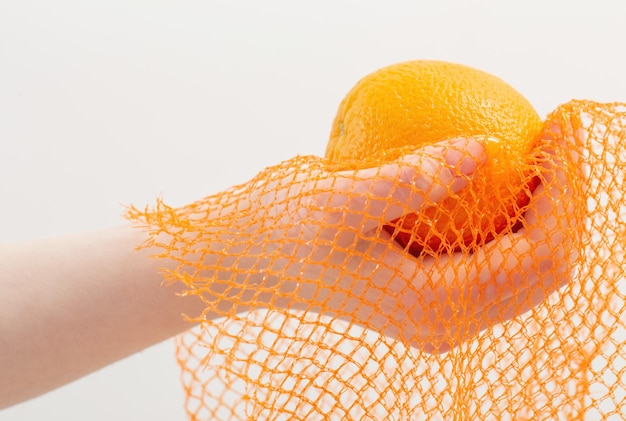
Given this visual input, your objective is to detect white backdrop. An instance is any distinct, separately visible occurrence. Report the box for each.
[1,1,625,419]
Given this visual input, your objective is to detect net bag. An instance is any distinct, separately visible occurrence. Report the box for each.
[128,100,626,420]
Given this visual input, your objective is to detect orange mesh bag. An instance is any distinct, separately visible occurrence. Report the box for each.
[128,60,626,420]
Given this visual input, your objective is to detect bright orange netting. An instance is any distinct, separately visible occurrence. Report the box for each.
[128,100,626,420]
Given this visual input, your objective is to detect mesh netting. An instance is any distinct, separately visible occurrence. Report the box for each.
[128,100,626,420]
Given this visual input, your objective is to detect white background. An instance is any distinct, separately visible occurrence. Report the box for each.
[1,1,625,419]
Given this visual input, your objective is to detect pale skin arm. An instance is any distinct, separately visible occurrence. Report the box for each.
[0,226,207,408]
[0,123,580,408]
[0,139,480,408]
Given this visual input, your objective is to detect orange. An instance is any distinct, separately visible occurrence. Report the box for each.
[325,60,543,256]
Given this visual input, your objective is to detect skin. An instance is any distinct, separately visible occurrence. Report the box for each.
[0,122,581,409]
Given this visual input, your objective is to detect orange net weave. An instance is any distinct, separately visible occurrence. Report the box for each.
[128,100,626,420]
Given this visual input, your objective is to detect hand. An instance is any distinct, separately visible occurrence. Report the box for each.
[255,123,580,353]
[152,122,582,354]
[407,115,584,353]
[153,138,483,341]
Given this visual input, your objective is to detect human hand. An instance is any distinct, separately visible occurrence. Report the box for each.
[248,121,581,353]
[150,121,582,354]
[403,115,584,353]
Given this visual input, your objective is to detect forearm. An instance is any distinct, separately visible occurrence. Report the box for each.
[0,225,205,408]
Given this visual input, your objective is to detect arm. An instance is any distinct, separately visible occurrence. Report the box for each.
[0,225,205,408]
[0,138,480,408]
[1,131,576,407]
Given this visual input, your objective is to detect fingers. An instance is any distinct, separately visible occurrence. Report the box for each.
[309,137,486,234]
[300,113,583,354]
[426,263,570,354]
[411,239,572,354]
[412,117,585,352]
[437,114,585,342]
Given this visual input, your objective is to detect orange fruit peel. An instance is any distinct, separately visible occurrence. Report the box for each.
[325,60,543,256]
